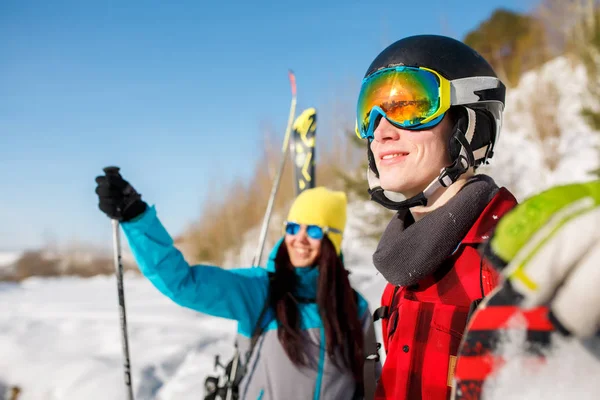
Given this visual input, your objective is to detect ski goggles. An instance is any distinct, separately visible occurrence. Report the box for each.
[355,66,452,139]
[284,221,341,240]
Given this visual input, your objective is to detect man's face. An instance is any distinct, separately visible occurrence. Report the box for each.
[370,114,453,197]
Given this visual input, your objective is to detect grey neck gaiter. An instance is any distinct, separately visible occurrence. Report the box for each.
[372,174,499,287]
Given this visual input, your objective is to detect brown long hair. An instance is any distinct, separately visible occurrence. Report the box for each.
[269,236,365,386]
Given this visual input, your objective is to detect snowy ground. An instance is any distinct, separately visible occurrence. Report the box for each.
[0,274,232,400]
[3,265,600,400]
[0,267,387,400]
[0,252,21,267]
[0,252,21,279]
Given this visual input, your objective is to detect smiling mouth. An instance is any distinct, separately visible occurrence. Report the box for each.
[294,248,311,256]
[378,151,410,166]
[381,152,409,160]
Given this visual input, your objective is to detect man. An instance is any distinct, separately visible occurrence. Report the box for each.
[354,34,518,399]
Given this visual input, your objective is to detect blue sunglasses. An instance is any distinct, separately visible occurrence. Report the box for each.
[284,221,341,240]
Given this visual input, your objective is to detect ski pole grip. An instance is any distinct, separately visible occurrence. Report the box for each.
[103,166,121,176]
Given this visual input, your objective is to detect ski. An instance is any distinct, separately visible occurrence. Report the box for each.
[290,108,317,196]
[210,70,297,400]
[251,69,297,267]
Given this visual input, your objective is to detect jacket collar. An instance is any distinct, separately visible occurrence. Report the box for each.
[461,187,518,245]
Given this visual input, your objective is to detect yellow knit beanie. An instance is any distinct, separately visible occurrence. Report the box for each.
[286,187,347,254]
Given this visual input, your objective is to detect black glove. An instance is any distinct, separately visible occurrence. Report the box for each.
[95,166,148,222]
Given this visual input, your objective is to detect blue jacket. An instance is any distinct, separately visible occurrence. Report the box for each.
[122,206,378,400]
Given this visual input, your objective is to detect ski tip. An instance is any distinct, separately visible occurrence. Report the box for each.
[288,70,297,95]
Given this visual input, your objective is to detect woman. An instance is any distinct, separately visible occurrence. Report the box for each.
[353,34,518,399]
[94,171,379,400]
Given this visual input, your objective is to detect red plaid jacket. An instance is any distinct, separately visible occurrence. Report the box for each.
[374,188,517,400]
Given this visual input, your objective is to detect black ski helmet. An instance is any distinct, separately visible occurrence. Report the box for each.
[361,34,506,210]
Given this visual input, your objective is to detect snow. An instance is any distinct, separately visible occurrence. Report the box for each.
[0,251,22,280]
[481,316,600,399]
[481,57,599,200]
[0,260,387,400]
[2,56,600,399]
[0,274,236,400]
[0,252,21,269]
[0,187,388,400]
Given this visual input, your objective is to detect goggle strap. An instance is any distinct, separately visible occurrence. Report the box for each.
[457,107,477,169]
[464,107,476,144]
[450,76,503,105]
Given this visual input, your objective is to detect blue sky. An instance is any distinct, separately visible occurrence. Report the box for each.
[1,0,535,251]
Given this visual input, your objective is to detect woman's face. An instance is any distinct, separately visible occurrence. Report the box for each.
[284,224,322,267]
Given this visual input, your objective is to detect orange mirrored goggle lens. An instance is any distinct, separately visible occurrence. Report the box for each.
[356,66,442,138]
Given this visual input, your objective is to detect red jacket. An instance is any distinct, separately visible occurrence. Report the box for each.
[375,188,517,400]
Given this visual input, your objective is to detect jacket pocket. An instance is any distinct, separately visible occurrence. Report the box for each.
[426,302,470,396]
[431,302,470,340]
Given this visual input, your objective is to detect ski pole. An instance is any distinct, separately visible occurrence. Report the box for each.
[225,346,240,400]
[104,166,135,400]
[251,70,297,266]
[224,71,296,400]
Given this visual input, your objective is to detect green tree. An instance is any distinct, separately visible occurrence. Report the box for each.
[464,8,549,86]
